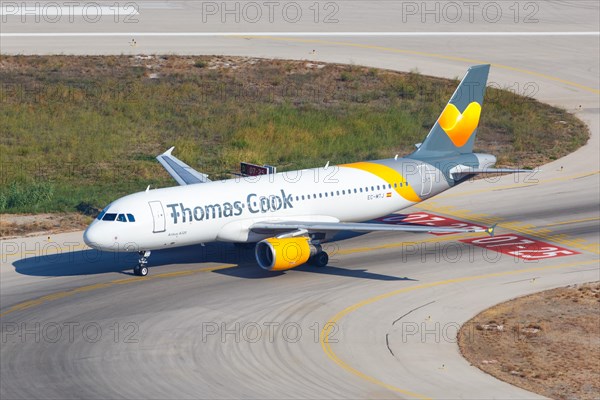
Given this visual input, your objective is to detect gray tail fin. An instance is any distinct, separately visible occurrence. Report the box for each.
[412,64,490,158]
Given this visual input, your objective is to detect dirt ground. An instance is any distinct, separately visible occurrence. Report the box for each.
[0,213,91,238]
[459,282,600,400]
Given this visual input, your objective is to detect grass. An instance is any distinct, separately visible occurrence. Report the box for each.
[0,55,589,213]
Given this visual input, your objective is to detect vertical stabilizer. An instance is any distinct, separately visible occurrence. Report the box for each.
[412,64,490,158]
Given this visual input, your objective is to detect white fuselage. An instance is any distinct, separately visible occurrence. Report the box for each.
[83,159,449,253]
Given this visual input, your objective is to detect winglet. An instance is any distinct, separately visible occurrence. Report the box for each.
[485,223,497,237]
[163,146,175,156]
[156,146,211,185]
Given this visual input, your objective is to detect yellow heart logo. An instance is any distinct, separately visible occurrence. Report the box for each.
[438,102,482,147]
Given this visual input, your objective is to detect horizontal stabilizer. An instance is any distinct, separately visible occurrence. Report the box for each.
[156,147,211,185]
[449,165,532,180]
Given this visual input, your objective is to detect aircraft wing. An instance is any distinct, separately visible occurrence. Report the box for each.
[156,147,211,185]
[250,221,494,235]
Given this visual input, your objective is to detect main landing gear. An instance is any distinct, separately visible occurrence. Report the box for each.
[309,250,329,268]
[133,250,151,276]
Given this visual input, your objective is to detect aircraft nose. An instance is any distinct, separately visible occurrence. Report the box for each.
[83,224,102,249]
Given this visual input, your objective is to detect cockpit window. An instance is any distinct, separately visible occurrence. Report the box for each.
[117,214,127,222]
[102,213,117,221]
[127,214,135,222]
[97,207,108,220]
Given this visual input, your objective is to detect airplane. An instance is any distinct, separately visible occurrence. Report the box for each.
[83,64,527,276]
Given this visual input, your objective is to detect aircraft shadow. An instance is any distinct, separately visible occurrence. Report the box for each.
[294,265,416,281]
[12,240,413,282]
[12,242,253,277]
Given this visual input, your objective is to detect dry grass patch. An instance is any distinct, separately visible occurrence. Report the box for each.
[459,282,600,400]
[0,213,91,238]
[0,55,589,214]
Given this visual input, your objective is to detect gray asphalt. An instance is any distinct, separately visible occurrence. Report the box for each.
[1,1,599,399]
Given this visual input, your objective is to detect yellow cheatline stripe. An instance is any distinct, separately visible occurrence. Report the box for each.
[320,258,599,398]
[342,162,421,202]
[543,217,600,227]
[236,36,600,95]
[435,170,600,200]
[418,203,600,255]
[0,264,234,318]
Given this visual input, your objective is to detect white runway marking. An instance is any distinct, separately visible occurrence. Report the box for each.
[1,31,599,37]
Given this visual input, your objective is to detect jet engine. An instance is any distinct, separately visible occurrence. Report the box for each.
[255,237,321,271]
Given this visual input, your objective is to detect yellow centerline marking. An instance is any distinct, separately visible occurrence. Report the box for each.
[0,35,596,400]
[2,215,588,318]
[435,170,600,200]
[0,264,233,318]
[543,217,600,227]
[418,203,600,255]
[239,36,600,95]
[0,234,477,317]
[319,258,600,398]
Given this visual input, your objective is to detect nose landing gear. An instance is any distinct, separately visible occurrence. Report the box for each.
[133,250,151,276]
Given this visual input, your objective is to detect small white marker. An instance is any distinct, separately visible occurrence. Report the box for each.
[394,154,398,160]
[325,161,330,169]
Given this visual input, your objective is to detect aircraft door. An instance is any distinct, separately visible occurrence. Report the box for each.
[148,201,166,233]
[418,164,435,197]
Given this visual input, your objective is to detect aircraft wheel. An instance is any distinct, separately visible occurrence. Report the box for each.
[133,265,148,276]
[314,252,329,268]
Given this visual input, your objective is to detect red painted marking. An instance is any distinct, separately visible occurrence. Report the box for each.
[461,234,580,260]
[375,212,487,235]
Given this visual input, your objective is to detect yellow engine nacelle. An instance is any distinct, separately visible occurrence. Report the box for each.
[255,237,319,271]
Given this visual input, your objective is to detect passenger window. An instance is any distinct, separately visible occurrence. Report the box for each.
[117,214,127,222]
[342,190,345,195]
[394,183,397,188]
[371,186,375,191]
[127,214,135,222]
[354,189,357,193]
[102,213,117,221]
[360,188,363,193]
[302,195,305,200]
[325,193,328,197]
